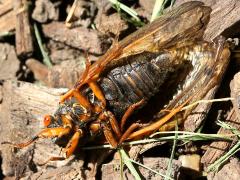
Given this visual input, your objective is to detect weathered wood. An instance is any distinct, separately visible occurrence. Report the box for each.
[42,22,110,55]
[32,0,59,23]
[26,57,86,89]
[13,0,34,57]
[0,81,64,176]
[208,158,240,180]
[201,109,237,165]
[0,0,15,34]
[201,72,240,166]
[0,43,20,80]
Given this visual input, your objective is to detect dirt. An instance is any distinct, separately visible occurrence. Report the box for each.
[0,0,240,179]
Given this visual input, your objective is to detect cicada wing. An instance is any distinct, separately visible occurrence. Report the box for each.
[160,36,231,131]
[76,1,211,87]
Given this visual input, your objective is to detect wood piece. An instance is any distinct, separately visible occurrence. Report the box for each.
[209,158,240,180]
[201,72,240,165]
[0,81,64,176]
[201,109,237,166]
[0,43,20,80]
[65,0,97,28]
[230,72,240,121]
[26,57,86,89]
[42,22,110,55]
[13,0,34,57]
[95,13,128,36]
[0,0,12,16]
[32,0,59,23]
[0,0,15,34]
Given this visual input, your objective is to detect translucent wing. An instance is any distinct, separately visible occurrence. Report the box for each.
[75,1,211,88]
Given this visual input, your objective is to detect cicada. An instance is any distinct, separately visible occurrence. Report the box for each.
[6,1,230,162]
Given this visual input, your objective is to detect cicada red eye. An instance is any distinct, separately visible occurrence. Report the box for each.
[43,115,52,127]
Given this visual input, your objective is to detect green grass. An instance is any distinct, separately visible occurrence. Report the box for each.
[118,148,173,180]
[165,124,178,180]
[83,127,239,177]
[82,131,235,150]
[151,0,175,21]
[33,23,52,68]
[207,121,240,172]
[108,0,144,27]
[118,148,141,180]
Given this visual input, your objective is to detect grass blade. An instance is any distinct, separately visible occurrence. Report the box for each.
[108,0,141,22]
[33,23,52,68]
[118,148,141,180]
[165,124,178,179]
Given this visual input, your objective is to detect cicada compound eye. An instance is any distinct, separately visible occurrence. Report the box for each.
[43,115,53,127]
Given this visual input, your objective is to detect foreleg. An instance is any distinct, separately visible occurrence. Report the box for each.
[3,127,71,148]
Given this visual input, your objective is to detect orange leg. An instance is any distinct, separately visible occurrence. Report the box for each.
[3,127,71,148]
[106,111,122,139]
[126,97,192,141]
[98,111,122,148]
[119,123,140,144]
[98,112,121,139]
[38,130,84,165]
[102,122,118,148]
[120,99,145,131]
[60,89,75,103]
[88,81,106,113]
[64,130,83,158]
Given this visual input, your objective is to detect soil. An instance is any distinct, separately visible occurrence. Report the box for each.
[0,0,240,179]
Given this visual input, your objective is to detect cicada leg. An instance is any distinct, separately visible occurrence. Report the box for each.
[3,127,71,148]
[106,111,121,139]
[88,81,106,113]
[98,111,122,148]
[38,130,84,165]
[120,99,145,131]
[126,96,192,141]
[102,122,118,148]
[119,123,140,144]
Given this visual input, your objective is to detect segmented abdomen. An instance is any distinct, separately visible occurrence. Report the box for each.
[99,51,181,117]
